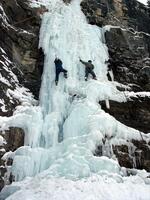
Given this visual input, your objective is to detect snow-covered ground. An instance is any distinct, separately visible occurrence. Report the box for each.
[0,0,150,199]
[1,173,150,200]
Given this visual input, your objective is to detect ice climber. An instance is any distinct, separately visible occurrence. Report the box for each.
[54,57,68,85]
[79,58,97,81]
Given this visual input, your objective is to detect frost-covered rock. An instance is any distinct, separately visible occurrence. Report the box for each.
[0,0,44,106]
[81,0,150,33]
[105,27,150,87]
[101,95,150,133]
[0,0,45,190]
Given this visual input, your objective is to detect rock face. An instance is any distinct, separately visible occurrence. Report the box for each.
[105,28,150,89]
[0,127,24,170]
[81,0,150,91]
[0,0,44,118]
[0,0,45,190]
[95,139,150,172]
[101,96,150,133]
[81,0,108,27]
[0,127,24,191]
[81,0,150,33]
[0,128,24,153]
[81,0,150,171]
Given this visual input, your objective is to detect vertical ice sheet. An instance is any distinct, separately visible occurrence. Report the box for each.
[10,0,146,181]
[38,0,109,150]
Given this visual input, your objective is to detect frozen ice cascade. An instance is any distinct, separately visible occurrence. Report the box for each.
[0,0,150,199]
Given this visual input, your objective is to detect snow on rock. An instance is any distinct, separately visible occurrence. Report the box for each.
[125,91,150,98]
[137,0,147,5]
[0,135,6,146]
[2,151,15,161]
[0,46,36,116]
[29,0,52,8]
[0,5,9,28]
[0,0,42,117]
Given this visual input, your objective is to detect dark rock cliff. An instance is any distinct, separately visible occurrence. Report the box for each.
[0,0,44,116]
[0,0,45,190]
[81,0,150,172]
[81,0,150,33]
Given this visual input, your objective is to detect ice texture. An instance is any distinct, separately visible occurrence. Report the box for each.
[0,2,150,198]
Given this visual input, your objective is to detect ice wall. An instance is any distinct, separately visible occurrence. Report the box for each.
[2,0,149,181]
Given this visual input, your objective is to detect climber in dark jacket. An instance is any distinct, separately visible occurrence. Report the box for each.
[79,59,97,81]
[54,57,68,85]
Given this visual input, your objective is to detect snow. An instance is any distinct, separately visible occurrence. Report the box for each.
[125,91,150,99]
[0,135,6,146]
[1,175,150,200]
[0,99,7,112]
[0,47,6,54]
[0,73,11,87]
[0,148,6,152]
[2,151,15,161]
[0,43,36,113]
[29,0,51,8]
[0,5,9,27]
[104,24,150,40]
[7,87,36,105]
[137,0,147,5]
[0,0,150,199]
[19,30,35,36]
[0,48,19,85]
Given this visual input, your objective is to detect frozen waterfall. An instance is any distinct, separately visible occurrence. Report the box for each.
[3,0,148,182]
